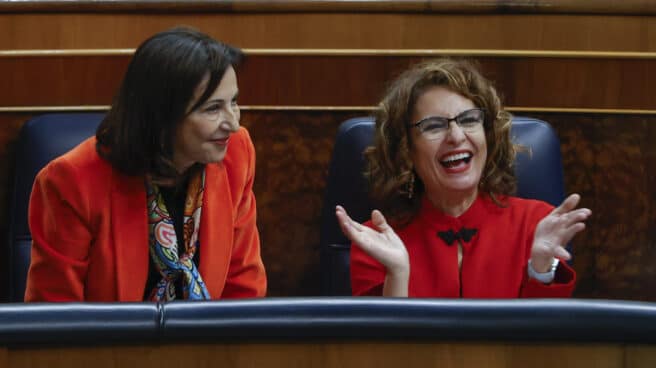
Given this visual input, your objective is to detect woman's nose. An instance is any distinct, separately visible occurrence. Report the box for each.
[221,105,240,132]
[445,121,466,143]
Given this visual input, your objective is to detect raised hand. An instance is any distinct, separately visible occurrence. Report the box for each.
[531,193,591,272]
[335,205,409,296]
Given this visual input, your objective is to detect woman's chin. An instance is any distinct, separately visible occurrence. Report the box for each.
[433,178,480,196]
[205,149,228,164]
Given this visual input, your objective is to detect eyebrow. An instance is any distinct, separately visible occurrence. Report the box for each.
[202,90,239,105]
[412,108,481,127]
[422,109,478,120]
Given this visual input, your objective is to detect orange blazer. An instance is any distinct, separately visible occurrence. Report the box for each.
[25,127,266,302]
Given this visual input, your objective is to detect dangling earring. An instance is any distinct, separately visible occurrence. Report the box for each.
[407,171,415,199]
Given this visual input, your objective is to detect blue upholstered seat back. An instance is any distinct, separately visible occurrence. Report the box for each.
[319,116,565,295]
[8,113,104,302]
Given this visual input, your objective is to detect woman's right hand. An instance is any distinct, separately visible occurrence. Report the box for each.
[335,205,410,281]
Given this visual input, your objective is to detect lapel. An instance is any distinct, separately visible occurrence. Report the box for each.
[110,170,149,301]
[199,163,233,298]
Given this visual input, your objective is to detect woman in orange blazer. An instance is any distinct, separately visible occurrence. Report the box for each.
[25,28,266,302]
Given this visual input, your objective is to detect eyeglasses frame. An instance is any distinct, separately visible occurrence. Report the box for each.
[410,108,486,132]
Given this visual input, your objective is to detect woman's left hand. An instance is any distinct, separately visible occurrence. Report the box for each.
[530,193,591,272]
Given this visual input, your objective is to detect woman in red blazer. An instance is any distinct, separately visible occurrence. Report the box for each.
[25,28,266,302]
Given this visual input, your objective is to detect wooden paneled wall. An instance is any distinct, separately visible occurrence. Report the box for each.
[1,14,656,51]
[3,342,655,368]
[2,54,655,110]
[1,1,655,300]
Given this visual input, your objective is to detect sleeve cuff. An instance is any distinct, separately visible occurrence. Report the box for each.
[527,258,559,284]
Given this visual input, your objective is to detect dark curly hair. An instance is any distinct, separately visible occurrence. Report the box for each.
[365,58,517,225]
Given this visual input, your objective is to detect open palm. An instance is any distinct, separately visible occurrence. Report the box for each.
[531,193,591,271]
[335,205,409,274]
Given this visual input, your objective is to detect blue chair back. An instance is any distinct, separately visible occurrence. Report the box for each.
[8,113,104,301]
[319,116,566,295]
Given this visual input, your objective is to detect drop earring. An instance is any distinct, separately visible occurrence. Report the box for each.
[407,171,415,199]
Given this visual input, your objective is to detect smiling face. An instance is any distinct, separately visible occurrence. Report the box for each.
[173,66,240,173]
[410,85,487,210]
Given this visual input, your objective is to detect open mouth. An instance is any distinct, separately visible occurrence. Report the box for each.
[440,152,472,168]
[212,137,229,145]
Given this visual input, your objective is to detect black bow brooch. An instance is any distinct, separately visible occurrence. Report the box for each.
[437,227,478,246]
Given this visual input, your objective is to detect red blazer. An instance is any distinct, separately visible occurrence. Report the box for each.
[25,127,266,302]
[351,195,575,298]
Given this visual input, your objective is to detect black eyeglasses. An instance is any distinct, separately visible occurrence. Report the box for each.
[411,108,485,140]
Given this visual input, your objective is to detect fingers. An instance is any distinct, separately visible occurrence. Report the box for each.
[371,209,391,232]
[532,240,572,268]
[335,205,349,222]
[554,246,572,260]
[534,242,571,264]
[335,205,365,237]
[540,220,585,261]
[549,194,591,240]
[559,208,592,227]
[559,222,587,246]
[335,205,352,229]
[336,205,390,244]
[533,194,590,263]
[552,193,581,215]
[335,205,358,227]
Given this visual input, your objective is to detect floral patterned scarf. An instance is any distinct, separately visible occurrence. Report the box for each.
[146,170,211,301]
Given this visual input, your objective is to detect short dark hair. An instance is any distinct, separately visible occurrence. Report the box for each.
[96,27,243,178]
